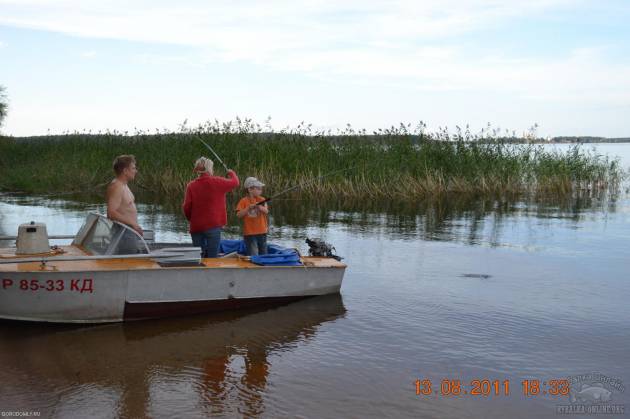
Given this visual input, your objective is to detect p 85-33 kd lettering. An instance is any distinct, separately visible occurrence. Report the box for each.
[1,278,94,294]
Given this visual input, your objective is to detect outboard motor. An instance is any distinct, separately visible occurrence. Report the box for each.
[305,238,342,261]
[16,221,51,255]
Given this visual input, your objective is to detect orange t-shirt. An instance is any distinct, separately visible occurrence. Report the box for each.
[236,196,268,236]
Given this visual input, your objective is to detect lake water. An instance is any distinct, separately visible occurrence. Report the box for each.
[1,144,629,418]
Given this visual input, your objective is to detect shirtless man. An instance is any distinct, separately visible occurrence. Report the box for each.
[106,155,142,235]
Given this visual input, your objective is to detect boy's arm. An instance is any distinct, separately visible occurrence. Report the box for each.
[257,202,268,214]
[236,199,250,218]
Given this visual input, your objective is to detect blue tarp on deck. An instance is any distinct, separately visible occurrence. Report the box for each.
[219,239,302,266]
[219,239,247,255]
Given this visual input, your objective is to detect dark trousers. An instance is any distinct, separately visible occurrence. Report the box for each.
[191,227,222,258]
[244,234,268,256]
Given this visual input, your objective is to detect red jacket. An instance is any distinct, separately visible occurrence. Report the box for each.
[182,171,239,233]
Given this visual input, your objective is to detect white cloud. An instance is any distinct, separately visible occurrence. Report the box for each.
[0,1,574,52]
[0,0,605,94]
[2,0,629,136]
[0,40,6,48]
[81,50,96,58]
[0,4,589,54]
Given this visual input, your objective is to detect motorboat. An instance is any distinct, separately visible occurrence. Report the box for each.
[0,213,346,323]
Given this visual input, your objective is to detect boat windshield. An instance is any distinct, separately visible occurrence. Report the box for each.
[82,216,113,255]
[74,213,149,256]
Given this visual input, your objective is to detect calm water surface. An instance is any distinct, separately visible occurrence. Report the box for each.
[1,144,629,418]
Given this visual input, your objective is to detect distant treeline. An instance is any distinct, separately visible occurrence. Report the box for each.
[549,136,630,144]
[468,136,630,144]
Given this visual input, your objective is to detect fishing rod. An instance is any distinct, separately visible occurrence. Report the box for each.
[256,165,359,206]
[196,134,230,173]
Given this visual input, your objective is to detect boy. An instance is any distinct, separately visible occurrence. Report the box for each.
[236,177,269,256]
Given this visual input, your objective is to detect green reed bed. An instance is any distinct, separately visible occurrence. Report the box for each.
[0,123,622,201]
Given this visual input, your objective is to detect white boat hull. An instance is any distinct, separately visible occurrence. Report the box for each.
[0,262,344,323]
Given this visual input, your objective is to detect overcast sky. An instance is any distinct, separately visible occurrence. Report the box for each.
[1,0,629,137]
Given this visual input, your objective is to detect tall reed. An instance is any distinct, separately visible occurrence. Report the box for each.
[0,120,622,202]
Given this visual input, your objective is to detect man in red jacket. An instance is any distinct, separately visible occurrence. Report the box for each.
[182,157,239,257]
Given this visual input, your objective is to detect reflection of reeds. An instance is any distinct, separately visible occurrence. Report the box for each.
[0,121,622,200]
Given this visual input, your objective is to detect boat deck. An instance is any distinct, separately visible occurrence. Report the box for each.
[0,244,86,259]
[0,245,346,272]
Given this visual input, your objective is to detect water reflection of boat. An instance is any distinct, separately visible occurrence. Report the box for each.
[0,213,346,323]
[0,294,346,417]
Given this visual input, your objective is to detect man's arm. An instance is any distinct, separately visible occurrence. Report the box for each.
[106,183,142,232]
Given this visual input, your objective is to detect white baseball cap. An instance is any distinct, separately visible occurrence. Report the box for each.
[244,177,265,188]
